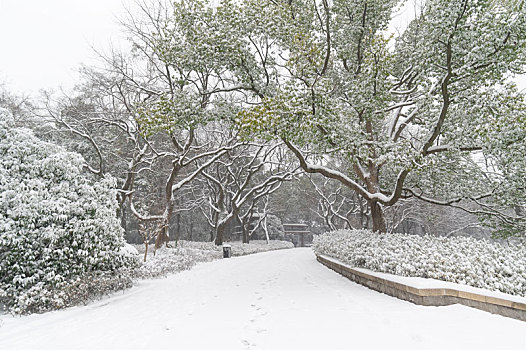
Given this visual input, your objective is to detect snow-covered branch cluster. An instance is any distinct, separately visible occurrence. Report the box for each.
[308,175,368,231]
[198,142,299,245]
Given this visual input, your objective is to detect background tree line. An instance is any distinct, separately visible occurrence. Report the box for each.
[1,0,525,247]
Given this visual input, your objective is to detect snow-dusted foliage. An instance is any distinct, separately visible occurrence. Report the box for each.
[180,240,294,257]
[313,230,526,296]
[133,246,218,279]
[0,109,133,314]
[134,240,294,278]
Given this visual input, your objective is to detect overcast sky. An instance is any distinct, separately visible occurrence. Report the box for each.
[0,0,133,96]
[0,0,524,97]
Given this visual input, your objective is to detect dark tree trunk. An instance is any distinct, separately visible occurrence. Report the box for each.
[155,162,179,249]
[242,224,249,244]
[175,212,181,243]
[120,203,127,234]
[143,242,149,262]
[370,201,386,233]
[210,210,219,242]
[215,221,226,245]
[188,221,193,241]
[155,223,170,249]
[210,228,215,242]
[240,216,249,243]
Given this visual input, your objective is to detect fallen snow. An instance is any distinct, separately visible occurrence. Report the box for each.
[0,249,525,350]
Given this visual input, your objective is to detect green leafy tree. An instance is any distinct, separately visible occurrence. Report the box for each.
[127,0,526,234]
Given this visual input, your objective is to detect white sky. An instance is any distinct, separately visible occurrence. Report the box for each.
[0,0,524,97]
[0,0,133,96]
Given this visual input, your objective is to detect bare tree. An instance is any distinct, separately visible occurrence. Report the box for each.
[308,175,368,231]
[199,143,299,245]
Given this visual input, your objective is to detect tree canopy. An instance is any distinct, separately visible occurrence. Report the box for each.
[131,0,526,233]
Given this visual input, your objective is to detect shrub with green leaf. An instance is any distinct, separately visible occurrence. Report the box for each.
[313,229,526,296]
[0,109,134,314]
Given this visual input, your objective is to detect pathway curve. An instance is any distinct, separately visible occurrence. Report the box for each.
[1,248,525,349]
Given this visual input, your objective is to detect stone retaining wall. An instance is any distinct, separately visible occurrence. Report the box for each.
[317,255,526,322]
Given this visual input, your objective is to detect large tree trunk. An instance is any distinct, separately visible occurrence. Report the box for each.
[215,221,226,245]
[370,201,387,233]
[155,163,179,249]
[155,222,170,249]
[210,210,219,242]
[242,224,249,244]
[155,208,173,249]
[210,228,215,242]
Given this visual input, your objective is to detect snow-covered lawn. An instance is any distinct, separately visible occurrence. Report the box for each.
[0,249,524,350]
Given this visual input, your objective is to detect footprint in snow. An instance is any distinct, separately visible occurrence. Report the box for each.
[241,339,255,349]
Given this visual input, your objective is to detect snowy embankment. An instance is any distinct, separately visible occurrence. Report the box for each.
[134,240,294,278]
[313,230,526,296]
[0,249,524,350]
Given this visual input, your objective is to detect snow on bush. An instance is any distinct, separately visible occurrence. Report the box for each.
[179,240,294,257]
[134,240,294,279]
[133,246,218,279]
[0,109,134,314]
[313,230,526,296]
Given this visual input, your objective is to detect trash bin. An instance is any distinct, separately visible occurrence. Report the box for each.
[222,244,232,258]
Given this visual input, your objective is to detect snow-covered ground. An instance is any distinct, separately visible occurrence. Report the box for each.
[1,249,525,350]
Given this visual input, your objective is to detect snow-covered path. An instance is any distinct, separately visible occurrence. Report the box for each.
[1,248,525,350]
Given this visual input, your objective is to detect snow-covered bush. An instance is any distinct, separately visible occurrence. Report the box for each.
[228,240,294,255]
[133,246,218,279]
[313,230,526,296]
[177,239,294,256]
[0,109,134,314]
[134,240,294,278]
